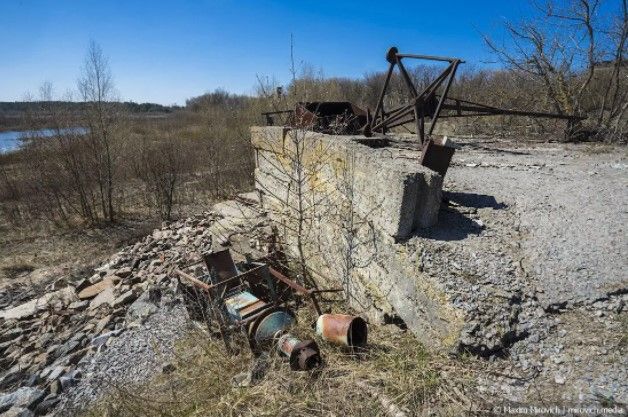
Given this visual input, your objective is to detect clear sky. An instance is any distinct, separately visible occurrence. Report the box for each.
[0,0,537,105]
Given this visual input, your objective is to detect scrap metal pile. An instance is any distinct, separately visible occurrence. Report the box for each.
[175,249,366,371]
[263,46,584,176]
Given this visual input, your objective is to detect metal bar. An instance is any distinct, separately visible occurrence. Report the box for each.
[396,58,419,97]
[176,267,254,294]
[396,53,464,63]
[420,66,453,99]
[437,113,508,118]
[175,269,211,291]
[440,101,584,120]
[371,62,396,130]
[268,266,322,316]
[371,106,414,131]
[380,101,415,118]
[428,60,460,135]
[268,266,310,294]
[418,107,425,144]
[384,116,418,129]
[380,103,415,122]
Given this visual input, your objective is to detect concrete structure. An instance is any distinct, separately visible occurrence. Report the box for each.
[252,127,443,239]
[251,126,464,350]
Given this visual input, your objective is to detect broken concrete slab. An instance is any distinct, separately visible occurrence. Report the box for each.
[89,287,115,310]
[113,290,137,308]
[78,276,117,300]
[0,288,76,320]
[0,387,46,413]
[114,266,133,279]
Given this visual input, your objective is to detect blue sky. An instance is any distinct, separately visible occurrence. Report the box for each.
[0,0,537,105]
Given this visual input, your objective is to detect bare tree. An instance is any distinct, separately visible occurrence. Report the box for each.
[484,0,627,141]
[133,135,188,221]
[78,41,124,221]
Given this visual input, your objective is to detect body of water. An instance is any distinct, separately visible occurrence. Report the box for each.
[0,128,88,153]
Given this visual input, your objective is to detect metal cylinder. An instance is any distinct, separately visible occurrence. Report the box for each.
[247,307,295,353]
[277,333,321,371]
[316,314,368,348]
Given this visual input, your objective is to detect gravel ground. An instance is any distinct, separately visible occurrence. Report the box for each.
[55,299,192,416]
[448,140,627,308]
[440,138,628,406]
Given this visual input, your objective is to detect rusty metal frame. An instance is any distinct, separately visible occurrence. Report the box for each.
[174,250,335,346]
[174,250,333,370]
[365,46,585,146]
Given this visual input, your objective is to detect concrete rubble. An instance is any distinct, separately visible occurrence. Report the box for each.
[0,196,272,416]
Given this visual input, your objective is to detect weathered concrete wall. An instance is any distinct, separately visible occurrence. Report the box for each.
[252,127,442,238]
[251,126,464,350]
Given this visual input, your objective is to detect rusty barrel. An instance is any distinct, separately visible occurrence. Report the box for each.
[316,314,367,348]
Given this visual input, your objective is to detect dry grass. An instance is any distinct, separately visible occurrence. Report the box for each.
[82,309,481,417]
[0,217,156,286]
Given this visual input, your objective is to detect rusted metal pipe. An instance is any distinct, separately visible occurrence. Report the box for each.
[268,266,322,316]
[316,314,368,348]
[175,269,211,291]
[277,333,321,371]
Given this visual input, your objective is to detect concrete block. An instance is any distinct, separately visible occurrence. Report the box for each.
[250,127,462,350]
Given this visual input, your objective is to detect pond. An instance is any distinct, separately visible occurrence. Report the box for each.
[0,128,88,153]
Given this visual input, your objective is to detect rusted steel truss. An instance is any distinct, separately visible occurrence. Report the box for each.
[364,46,584,146]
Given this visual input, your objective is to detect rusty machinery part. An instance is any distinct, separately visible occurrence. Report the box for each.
[247,306,296,353]
[262,102,367,135]
[420,136,456,176]
[224,290,270,322]
[277,333,322,371]
[176,249,338,372]
[293,102,367,135]
[203,249,239,283]
[367,46,584,145]
[316,314,368,349]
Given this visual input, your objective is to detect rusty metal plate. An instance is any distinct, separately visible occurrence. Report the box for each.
[204,249,238,283]
[420,138,456,177]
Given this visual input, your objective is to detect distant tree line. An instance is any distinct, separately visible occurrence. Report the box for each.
[0,101,180,114]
